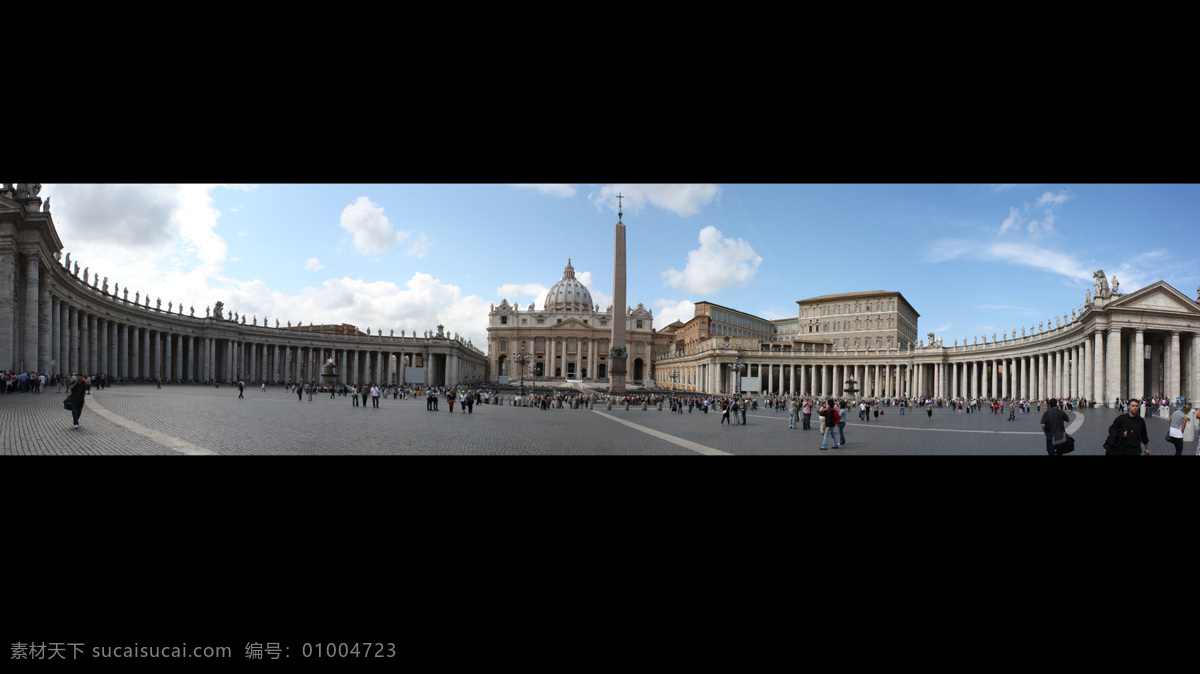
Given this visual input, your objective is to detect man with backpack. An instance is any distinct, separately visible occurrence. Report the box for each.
[819,398,840,450]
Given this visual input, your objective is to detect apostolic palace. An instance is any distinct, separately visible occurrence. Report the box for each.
[6,183,1200,408]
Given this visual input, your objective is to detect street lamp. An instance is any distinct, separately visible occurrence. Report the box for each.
[733,356,746,397]
[513,344,534,403]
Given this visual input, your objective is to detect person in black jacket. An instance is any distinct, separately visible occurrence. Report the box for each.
[67,374,89,429]
[1040,398,1068,455]
[1106,399,1150,456]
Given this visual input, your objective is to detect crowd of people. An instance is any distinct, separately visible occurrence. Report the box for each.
[8,369,1198,454]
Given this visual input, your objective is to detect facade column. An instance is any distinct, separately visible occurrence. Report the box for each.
[1106,327,1122,404]
[1093,331,1104,404]
[1168,331,1181,403]
[23,254,40,373]
[1133,329,1144,400]
[68,306,79,373]
[38,265,51,373]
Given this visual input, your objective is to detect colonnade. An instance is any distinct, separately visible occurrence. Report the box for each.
[656,282,1200,406]
[2,191,487,386]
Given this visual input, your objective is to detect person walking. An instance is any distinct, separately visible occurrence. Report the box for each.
[351,385,359,407]
[371,384,380,408]
[1167,403,1190,456]
[819,398,840,450]
[1039,398,1069,455]
[1105,399,1150,456]
[788,397,799,429]
[837,401,847,445]
[238,380,245,399]
[297,384,304,402]
[926,401,933,420]
[740,399,747,425]
[67,374,89,429]
[720,400,731,425]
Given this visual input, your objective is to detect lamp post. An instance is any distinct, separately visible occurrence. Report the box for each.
[733,356,746,398]
[513,344,534,404]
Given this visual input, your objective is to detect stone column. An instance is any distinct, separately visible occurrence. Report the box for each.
[1168,331,1180,403]
[38,267,51,373]
[1133,329,1144,400]
[67,306,78,373]
[0,248,14,371]
[88,313,97,375]
[164,331,172,381]
[1106,327,1122,403]
[1093,331,1105,404]
[24,254,40,373]
[1191,333,1200,404]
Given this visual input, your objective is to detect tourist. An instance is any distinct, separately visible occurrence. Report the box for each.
[819,398,840,450]
[238,380,245,399]
[297,384,303,403]
[371,384,380,408]
[351,385,359,407]
[1168,404,1190,456]
[1039,399,1069,456]
[1105,399,1150,456]
[926,401,933,420]
[720,399,731,425]
[788,397,798,429]
[802,398,812,430]
[67,374,89,429]
[837,401,847,445]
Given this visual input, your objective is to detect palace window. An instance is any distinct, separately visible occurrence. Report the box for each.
[500,316,508,325]
[499,339,507,351]
[636,320,643,328]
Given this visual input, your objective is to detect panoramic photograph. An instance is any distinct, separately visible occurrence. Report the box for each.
[3,182,1199,456]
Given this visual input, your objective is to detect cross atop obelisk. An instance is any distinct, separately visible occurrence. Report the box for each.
[609,193,628,394]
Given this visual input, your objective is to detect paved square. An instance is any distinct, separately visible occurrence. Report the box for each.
[2,386,1191,455]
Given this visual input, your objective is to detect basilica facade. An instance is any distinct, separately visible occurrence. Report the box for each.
[486,259,654,385]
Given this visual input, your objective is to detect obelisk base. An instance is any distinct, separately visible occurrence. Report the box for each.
[609,356,627,394]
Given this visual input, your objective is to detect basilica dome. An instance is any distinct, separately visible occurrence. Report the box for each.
[544,259,594,312]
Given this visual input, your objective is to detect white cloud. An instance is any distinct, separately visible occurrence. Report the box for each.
[653,299,696,327]
[225,273,492,346]
[576,270,611,312]
[496,282,549,304]
[304,257,324,272]
[589,184,721,217]
[998,207,1022,236]
[661,226,762,294]
[396,230,432,258]
[924,239,1093,282]
[512,184,576,197]
[339,196,397,254]
[1036,190,1070,208]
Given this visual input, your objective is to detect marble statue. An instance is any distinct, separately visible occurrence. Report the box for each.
[113,282,118,297]
[241,315,246,324]
[390,329,394,337]
[191,306,195,316]
[83,267,89,282]
[213,301,224,320]
[276,319,280,328]
[64,252,70,269]
[123,288,128,302]
[92,273,98,288]
[1055,316,1061,328]
[102,277,108,293]
[43,197,50,212]
[1094,270,1110,299]
[73,262,80,277]
[1071,309,1076,321]
[156,298,161,309]
[144,296,150,307]
[992,332,997,342]
[1111,275,1119,293]
[1021,327,1026,337]
[1086,288,1092,303]
[973,336,978,345]
[206,306,211,318]
[253,315,256,325]
[1039,322,1043,332]
[135,291,140,305]
[1003,331,1007,341]
[168,302,173,312]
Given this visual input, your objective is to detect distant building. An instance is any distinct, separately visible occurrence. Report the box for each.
[487,259,655,383]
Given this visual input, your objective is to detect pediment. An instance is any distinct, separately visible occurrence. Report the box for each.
[552,317,593,330]
[1108,282,1200,315]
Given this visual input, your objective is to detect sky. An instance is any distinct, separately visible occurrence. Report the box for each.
[40,183,1200,350]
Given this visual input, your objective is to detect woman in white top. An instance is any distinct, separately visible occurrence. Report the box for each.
[1168,404,1190,456]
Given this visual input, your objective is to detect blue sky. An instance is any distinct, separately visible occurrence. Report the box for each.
[42,183,1200,349]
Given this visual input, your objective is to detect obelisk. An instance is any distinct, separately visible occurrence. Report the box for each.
[609,194,627,394]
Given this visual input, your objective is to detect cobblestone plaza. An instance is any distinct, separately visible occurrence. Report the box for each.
[2,384,1191,455]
